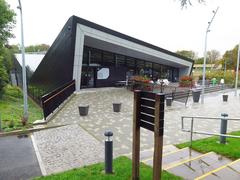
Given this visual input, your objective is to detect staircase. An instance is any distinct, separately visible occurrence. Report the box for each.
[128,145,240,180]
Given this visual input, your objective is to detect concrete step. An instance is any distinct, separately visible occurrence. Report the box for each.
[166,152,232,180]
[140,144,179,161]
[143,147,201,169]
[125,144,178,160]
[195,159,240,180]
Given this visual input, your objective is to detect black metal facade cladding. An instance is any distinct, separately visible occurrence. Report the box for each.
[30,15,194,96]
[29,17,76,93]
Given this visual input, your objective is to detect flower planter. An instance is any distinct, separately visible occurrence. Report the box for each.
[192,89,201,103]
[223,95,228,102]
[78,105,89,116]
[166,97,173,106]
[113,103,121,112]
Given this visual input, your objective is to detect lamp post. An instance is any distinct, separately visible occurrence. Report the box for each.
[235,42,240,96]
[201,7,219,104]
[17,0,28,122]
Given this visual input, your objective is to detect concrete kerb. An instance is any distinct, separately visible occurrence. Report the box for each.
[0,124,68,138]
[31,134,47,176]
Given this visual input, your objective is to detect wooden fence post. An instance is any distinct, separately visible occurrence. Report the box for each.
[132,90,141,180]
[153,93,164,180]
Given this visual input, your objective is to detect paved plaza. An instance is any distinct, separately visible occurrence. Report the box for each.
[48,88,240,156]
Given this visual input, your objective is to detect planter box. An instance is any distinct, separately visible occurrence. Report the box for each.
[166,97,173,106]
[113,103,121,112]
[223,95,228,102]
[192,89,201,103]
[78,105,89,116]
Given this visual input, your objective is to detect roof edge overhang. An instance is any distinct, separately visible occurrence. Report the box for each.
[71,15,194,64]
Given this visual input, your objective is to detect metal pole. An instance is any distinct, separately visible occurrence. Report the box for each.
[18,0,28,121]
[201,7,219,104]
[190,117,194,149]
[235,42,240,96]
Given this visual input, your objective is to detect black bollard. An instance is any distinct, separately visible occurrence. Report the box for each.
[104,130,113,174]
[220,113,228,144]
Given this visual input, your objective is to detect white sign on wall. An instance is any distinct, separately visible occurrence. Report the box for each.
[97,68,109,79]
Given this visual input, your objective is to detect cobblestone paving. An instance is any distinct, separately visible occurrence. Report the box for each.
[33,124,104,175]
[48,88,240,156]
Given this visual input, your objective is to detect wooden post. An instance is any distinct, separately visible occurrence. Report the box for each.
[132,90,141,180]
[153,94,164,180]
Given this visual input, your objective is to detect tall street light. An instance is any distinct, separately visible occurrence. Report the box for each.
[201,7,219,104]
[235,42,240,96]
[17,0,28,122]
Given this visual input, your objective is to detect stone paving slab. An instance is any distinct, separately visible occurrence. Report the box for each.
[48,88,240,156]
[33,124,104,175]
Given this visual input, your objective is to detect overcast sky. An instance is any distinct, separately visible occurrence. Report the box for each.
[6,0,240,57]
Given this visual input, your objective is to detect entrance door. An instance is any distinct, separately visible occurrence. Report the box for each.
[81,67,96,88]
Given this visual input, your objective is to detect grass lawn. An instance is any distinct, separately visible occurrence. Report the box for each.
[176,131,240,160]
[0,85,43,131]
[34,156,183,180]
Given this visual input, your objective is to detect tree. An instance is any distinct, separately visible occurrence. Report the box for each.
[25,44,50,53]
[221,45,239,71]
[0,0,15,47]
[176,50,197,60]
[0,0,15,94]
[207,49,221,64]
[179,0,205,7]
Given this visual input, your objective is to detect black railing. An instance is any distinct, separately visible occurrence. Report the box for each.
[41,80,75,119]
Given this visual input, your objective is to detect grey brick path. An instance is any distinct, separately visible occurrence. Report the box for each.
[33,124,104,175]
[48,88,240,156]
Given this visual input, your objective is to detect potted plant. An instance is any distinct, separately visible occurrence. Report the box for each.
[192,88,201,103]
[113,103,121,112]
[78,105,89,116]
[222,93,228,102]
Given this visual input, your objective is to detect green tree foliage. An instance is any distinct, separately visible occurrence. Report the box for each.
[207,49,221,64]
[220,45,239,70]
[179,0,205,7]
[0,0,15,47]
[176,50,197,60]
[25,44,50,53]
[0,0,15,94]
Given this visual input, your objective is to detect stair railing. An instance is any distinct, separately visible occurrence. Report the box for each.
[181,116,240,148]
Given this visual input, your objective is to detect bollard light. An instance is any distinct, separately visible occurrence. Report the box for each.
[104,130,113,174]
[220,113,228,144]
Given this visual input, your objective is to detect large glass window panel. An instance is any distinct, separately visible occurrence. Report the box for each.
[90,49,102,65]
[144,61,152,78]
[116,54,125,67]
[136,59,145,75]
[82,47,89,66]
[161,66,170,79]
[102,51,115,66]
[126,57,135,77]
[153,63,162,80]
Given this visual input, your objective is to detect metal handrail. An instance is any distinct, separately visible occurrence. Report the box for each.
[181,116,240,148]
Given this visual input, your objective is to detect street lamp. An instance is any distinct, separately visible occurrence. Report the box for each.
[17,0,28,122]
[201,7,219,104]
[235,42,240,96]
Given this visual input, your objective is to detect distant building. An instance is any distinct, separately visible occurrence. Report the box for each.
[30,16,194,95]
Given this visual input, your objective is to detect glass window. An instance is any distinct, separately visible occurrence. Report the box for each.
[144,62,152,78]
[90,49,102,65]
[161,66,170,79]
[116,54,125,67]
[153,63,162,80]
[102,51,115,66]
[136,59,144,75]
[82,47,89,65]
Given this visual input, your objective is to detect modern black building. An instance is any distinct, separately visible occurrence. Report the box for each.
[30,15,194,94]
